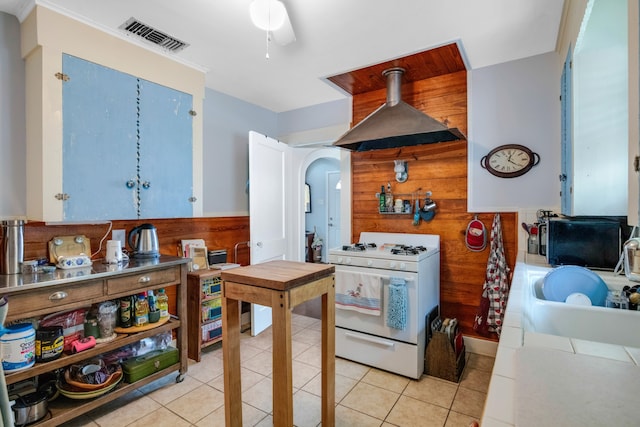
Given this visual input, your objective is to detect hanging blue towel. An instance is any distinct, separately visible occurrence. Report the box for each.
[387,277,408,330]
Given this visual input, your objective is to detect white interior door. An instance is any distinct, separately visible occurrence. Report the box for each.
[249,131,291,336]
[327,171,341,252]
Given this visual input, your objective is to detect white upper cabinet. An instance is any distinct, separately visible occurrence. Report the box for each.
[561,0,629,217]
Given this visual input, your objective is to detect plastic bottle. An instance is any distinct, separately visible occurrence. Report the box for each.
[156,288,169,318]
[147,290,157,312]
[379,185,386,212]
[119,297,133,328]
[134,294,149,326]
[385,182,393,212]
[527,226,539,254]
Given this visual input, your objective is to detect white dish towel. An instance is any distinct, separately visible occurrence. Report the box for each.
[335,270,382,316]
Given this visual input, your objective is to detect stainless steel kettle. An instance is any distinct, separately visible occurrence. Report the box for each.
[128,223,160,259]
[623,237,640,282]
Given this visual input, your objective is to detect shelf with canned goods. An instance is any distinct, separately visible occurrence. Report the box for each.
[187,269,223,362]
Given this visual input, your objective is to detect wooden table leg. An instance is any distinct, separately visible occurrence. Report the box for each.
[321,280,336,426]
[271,290,294,426]
[222,293,242,427]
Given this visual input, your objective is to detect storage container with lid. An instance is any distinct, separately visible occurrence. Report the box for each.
[1,322,36,372]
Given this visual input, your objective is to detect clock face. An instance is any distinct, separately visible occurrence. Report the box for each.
[481,144,539,178]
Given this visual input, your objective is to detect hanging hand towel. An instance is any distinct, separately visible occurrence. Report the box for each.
[335,270,382,316]
[386,277,408,330]
[473,213,511,336]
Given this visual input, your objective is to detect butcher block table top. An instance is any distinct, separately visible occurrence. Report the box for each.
[220,260,335,290]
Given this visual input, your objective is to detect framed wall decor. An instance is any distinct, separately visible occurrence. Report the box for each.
[480,144,540,178]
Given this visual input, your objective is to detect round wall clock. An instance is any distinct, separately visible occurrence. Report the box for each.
[480,144,540,178]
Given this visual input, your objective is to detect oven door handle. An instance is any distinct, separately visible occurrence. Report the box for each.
[345,332,396,348]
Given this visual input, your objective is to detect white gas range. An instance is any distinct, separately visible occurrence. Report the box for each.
[329,232,440,379]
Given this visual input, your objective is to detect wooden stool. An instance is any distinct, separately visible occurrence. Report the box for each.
[221,260,335,427]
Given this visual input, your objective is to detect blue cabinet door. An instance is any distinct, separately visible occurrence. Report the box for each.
[62,54,138,220]
[138,79,193,218]
[62,55,193,220]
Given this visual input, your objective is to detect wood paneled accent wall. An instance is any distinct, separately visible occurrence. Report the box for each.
[342,50,516,341]
[22,217,250,264]
[20,217,250,314]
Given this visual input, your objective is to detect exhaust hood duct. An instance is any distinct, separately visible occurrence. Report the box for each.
[333,67,465,152]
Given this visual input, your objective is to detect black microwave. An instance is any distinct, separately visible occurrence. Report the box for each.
[545,217,625,270]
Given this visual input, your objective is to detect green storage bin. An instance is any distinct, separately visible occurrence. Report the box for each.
[122,347,179,383]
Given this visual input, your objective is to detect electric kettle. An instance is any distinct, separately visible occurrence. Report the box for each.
[623,237,640,282]
[128,223,160,259]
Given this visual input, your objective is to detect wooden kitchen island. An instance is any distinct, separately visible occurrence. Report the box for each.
[221,260,335,427]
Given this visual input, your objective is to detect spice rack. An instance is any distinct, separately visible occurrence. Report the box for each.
[375,192,419,214]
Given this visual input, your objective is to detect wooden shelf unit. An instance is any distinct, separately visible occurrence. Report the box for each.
[187,270,223,362]
[0,256,189,427]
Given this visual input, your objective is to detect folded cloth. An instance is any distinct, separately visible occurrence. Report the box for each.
[387,277,408,330]
[335,270,382,316]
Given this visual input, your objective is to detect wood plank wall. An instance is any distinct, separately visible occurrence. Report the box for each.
[350,71,517,341]
[19,217,250,314]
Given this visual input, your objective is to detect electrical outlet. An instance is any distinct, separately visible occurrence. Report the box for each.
[112,229,126,247]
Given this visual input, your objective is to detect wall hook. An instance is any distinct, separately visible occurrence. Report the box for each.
[394,160,408,183]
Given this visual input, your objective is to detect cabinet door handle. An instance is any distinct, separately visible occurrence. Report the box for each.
[49,291,68,301]
[142,181,151,189]
[138,276,151,283]
[126,180,136,189]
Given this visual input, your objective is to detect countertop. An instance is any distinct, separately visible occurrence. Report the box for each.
[0,255,188,294]
[480,252,640,427]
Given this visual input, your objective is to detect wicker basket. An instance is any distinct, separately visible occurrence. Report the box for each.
[425,329,465,382]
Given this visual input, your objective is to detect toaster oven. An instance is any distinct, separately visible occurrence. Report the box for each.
[546,217,625,270]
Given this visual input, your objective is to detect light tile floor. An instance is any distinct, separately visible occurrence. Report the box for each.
[61,314,494,427]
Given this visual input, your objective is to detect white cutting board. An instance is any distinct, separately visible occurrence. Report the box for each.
[515,347,639,427]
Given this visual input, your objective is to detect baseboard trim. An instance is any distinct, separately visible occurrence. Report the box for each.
[463,335,498,357]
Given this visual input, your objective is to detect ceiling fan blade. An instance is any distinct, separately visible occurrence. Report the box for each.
[272,15,295,46]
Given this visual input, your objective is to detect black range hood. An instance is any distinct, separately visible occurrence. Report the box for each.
[333,67,465,152]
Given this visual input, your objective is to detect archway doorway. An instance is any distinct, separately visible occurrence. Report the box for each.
[293,149,340,318]
[303,156,340,263]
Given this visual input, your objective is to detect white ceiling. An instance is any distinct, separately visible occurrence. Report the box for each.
[1,0,565,113]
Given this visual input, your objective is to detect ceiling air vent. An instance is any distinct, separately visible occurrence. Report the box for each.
[119,18,189,53]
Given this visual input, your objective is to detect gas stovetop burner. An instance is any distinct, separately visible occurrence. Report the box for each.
[390,245,427,255]
[341,243,377,251]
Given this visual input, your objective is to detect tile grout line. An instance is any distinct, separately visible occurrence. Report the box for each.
[79,315,492,427]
